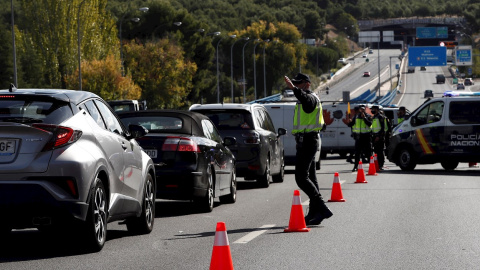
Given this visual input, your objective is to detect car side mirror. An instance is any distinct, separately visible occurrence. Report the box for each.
[410,116,417,126]
[128,124,148,139]
[277,128,287,137]
[223,136,237,146]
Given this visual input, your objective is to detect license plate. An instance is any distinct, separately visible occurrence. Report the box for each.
[0,139,16,156]
[321,132,335,138]
[144,149,157,158]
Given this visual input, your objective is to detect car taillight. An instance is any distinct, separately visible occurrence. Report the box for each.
[242,132,260,144]
[161,136,200,152]
[32,124,82,151]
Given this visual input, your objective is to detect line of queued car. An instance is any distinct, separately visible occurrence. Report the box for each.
[0,87,287,251]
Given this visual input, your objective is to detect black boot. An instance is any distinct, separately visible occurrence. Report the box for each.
[307,196,333,225]
[304,200,318,224]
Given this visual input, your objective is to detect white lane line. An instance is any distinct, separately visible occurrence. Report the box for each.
[233,224,275,244]
[301,180,346,206]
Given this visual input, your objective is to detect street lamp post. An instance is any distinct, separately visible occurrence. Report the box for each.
[215,36,224,103]
[253,39,262,101]
[229,35,240,103]
[77,0,86,90]
[242,38,252,103]
[262,39,270,98]
[377,34,381,97]
[119,7,149,77]
[10,0,17,87]
[152,21,182,40]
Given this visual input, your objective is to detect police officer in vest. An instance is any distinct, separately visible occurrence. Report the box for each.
[284,73,333,226]
[348,105,372,171]
[396,106,407,126]
[370,105,386,170]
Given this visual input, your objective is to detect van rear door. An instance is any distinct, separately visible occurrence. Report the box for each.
[445,100,480,157]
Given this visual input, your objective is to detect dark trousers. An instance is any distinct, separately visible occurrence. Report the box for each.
[373,137,385,167]
[354,134,371,167]
[295,133,322,200]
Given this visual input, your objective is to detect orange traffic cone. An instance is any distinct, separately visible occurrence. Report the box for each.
[328,172,346,202]
[367,156,377,176]
[284,190,310,232]
[355,161,368,183]
[374,154,380,171]
[210,222,234,270]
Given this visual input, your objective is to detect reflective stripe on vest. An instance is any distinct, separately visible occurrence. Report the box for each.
[354,118,371,133]
[292,96,324,134]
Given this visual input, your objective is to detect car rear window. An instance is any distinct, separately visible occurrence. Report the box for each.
[0,95,73,124]
[449,101,480,124]
[194,110,254,130]
[120,116,183,131]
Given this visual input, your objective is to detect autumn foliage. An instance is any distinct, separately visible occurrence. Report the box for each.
[65,55,141,101]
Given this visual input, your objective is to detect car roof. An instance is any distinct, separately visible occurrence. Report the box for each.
[189,103,264,112]
[0,88,99,104]
[117,109,210,135]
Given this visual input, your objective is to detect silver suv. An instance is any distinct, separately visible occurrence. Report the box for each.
[0,87,155,251]
[190,103,286,187]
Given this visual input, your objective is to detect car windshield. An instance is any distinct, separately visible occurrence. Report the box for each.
[120,116,183,131]
[195,110,255,130]
[0,96,72,124]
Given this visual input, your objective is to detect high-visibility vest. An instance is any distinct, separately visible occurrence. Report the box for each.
[398,117,404,124]
[353,118,371,134]
[292,96,324,134]
[384,118,389,132]
[371,117,382,134]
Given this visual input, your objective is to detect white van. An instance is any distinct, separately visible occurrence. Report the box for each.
[263,103,321,169]
[387,95,480,171]
[321,102,399,158]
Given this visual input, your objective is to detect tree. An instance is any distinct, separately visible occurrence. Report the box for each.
[17,0,118,88]
[123,39,197,109]
[65,54,141,100]
[0,23,14,89]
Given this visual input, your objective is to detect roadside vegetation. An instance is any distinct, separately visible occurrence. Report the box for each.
[0,0,478,108]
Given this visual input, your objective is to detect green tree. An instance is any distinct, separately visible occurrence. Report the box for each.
[0,22,14,89]
[123,39,197,109]
[17,0,118,88]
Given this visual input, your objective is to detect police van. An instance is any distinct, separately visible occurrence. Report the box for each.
[387,94,480,171]
[321,102,399,158]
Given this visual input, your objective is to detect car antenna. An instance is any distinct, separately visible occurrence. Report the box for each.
[9,83,17,92]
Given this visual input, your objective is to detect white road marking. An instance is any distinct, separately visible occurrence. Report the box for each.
[233,224,275,244]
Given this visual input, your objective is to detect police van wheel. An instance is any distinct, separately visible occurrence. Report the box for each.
[398,148,416,171]
[441,161,459,171]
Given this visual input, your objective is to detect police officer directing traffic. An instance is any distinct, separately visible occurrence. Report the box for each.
[348,105,372,171]
[370,105,386,170]
[284,73,333,226]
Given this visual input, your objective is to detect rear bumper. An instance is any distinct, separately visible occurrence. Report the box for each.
[155,169,207,200]
[0,183,89,229]
[235,159,264,179]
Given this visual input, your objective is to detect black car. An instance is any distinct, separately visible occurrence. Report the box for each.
[436,74,446,84]
[118,110,237,212]
[190,103,286,188]
[424,90,434,98]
